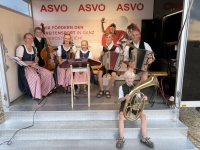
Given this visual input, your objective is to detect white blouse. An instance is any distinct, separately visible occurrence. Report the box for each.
[75,50,93,59]
[16,45,37,57]
[56,45,76,56]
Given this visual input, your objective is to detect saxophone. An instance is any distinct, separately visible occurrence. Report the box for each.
[123,75,159,121]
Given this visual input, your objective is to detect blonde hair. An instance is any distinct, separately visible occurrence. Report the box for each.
[81,40,88,45]
[124,70,135,79]
[23,33,33,39]
[63,33,72,44]
[81,40,89,49]
[104,31,113,37]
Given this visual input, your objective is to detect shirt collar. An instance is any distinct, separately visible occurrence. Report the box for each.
[106,43,114,49]
[126,83,133,87]
[81,49,89,53]
[36,36,42,42]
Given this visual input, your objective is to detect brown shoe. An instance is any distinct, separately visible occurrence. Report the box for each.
[140,137,154,148]
[116,137,125,148]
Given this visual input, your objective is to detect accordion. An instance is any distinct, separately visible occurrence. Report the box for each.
[130,48,153,71]
[102,51,124,71]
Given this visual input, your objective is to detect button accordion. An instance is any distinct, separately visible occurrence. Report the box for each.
[130,47,154,71]
[102,51,124,71]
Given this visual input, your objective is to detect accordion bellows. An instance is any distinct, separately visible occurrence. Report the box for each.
[131,48,153,71]
[103,51,124,71]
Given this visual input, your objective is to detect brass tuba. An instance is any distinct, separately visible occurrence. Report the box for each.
[123,75,159,121]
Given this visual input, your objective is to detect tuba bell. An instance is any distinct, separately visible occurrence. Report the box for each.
[123,75,159,121]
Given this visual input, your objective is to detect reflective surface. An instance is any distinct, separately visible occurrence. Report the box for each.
[9,81,169,111]
[182,0,200,101]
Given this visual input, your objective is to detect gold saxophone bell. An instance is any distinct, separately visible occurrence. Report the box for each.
[123,75,160,121]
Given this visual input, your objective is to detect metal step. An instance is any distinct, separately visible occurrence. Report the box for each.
[0,139,197,150]
[0,110,197,150]
[0,120,187,140]
[4,110,173,122]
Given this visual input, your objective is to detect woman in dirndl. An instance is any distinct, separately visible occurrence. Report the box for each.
[16,33,55,100]
[56,33,76,93]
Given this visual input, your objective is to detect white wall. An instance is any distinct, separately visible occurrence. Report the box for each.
[0,6,33,102]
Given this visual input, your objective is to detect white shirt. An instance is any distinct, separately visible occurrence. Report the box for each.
[100,43,120,53]
[75,50,93,59]
[56,45,76,56]
[16,45,37,57]
[124,41,152,61]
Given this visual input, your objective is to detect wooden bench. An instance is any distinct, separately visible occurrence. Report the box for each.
[150,71,168,77]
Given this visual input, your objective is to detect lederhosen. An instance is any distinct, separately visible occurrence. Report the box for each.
[18,45,36,98]
[34,37,45,67]
[80,51,95,84]
[99,44,118,76]
[128,41,147,73]
[119,83,138,115]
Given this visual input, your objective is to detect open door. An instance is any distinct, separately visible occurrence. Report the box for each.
[0,32,10,111]
[176,0,200,107]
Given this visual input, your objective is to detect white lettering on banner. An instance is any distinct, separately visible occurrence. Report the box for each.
[46,31,76,35]
[78,4,106,12]
[50,26,84,30]
[49,36,82,41]
[83,31,94,34]
[40,4,68,12]
[116,3,144,11]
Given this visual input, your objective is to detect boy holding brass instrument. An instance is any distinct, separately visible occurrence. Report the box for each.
[116,70,154,148]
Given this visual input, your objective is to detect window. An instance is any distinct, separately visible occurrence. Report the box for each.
[0,0,30,16]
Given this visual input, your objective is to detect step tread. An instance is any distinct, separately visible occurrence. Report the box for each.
[4,110,174,121]
[0,139,197,150]
[0,120,187,130]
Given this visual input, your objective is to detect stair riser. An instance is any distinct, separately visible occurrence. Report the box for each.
[0,128,187,140]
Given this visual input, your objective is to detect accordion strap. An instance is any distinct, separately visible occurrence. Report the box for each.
[103,45,109,52]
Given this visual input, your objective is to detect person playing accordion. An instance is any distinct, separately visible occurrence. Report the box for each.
[97,32,121,98]
[124,29,155,85]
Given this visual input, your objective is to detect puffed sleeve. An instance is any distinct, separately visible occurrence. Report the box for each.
[88,51,93,59]
[57,45,62,56]
[75,50,80,59]
[16,45,24,57]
